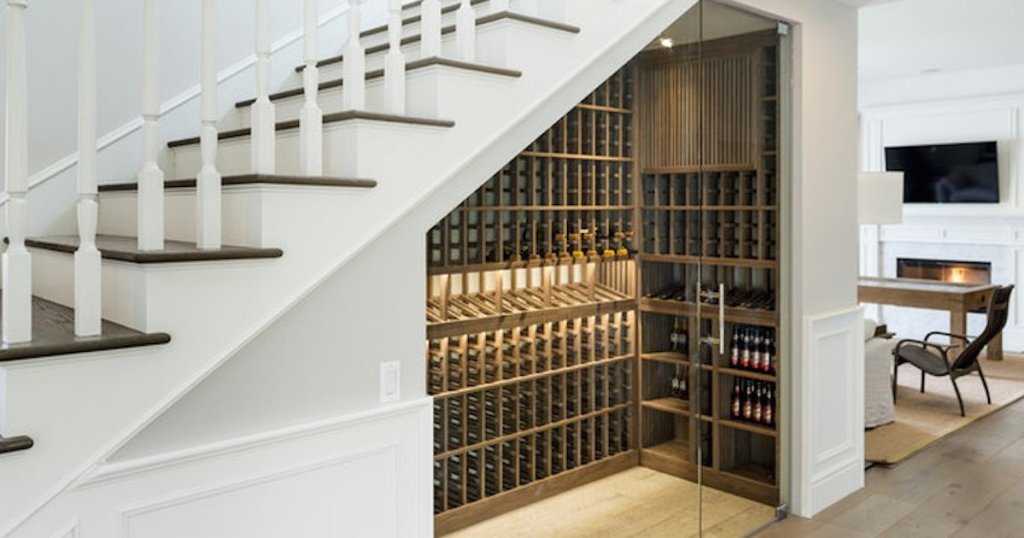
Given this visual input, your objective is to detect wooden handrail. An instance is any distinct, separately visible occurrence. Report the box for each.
[0,435,34,455]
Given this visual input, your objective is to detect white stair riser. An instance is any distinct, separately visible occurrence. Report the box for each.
[100,188,267,247]
[235,78,386,130]
[320,33,459,81]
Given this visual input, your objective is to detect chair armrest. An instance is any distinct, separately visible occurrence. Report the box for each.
[925,331,971,344]
[894,338,952,362]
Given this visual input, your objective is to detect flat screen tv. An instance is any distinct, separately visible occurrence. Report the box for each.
[885,142,999,204]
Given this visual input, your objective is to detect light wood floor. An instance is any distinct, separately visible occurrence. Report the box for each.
[446,466,776,538]
[757,395,1024,538]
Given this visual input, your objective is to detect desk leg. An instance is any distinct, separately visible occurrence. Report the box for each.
[988,331,1004,361]
[951,309,967,359]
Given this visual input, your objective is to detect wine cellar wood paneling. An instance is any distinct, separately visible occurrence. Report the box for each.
[426,28,784,535]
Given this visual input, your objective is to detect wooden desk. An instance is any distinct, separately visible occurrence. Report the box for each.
[858,277,1003,361]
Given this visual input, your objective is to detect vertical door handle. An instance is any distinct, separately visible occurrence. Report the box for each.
[719,283,726,355]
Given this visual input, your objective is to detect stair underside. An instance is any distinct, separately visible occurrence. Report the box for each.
[26,235,283,263]
[98,174,377,192]
[236,58,522,109]
[0,294,170,363]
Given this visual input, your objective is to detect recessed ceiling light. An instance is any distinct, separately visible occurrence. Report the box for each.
[660,37,674,49]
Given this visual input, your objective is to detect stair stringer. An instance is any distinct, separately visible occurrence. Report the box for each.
[0,0,696,535]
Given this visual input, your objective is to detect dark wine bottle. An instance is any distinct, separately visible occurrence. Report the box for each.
[741,328,752,369]
[730,326,741,367]
[751,329,762,371]
[753,382,763,423]
[742,380,754,420]
[731,379,741,418]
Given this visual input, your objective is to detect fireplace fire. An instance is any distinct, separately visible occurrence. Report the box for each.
[897,258,992,285]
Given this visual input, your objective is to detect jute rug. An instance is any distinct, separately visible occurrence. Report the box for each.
[865,353,1024,465]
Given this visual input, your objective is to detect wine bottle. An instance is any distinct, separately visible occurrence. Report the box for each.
[731,379,742,418]
[753,382,763,423]
[766,330,776,374]
[763,385,774,427]
[741,328,752,369]
[742,380,754,420]
[751,329,762,371]
[730,326,741,367]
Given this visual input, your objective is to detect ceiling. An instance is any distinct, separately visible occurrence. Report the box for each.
[859,0,1024,81]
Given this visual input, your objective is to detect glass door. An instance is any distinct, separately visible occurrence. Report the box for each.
[637,1,786,536]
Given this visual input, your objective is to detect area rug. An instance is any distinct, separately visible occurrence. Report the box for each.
[865,354,1024,465]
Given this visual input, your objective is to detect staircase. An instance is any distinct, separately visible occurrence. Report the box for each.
[0,0,695,535]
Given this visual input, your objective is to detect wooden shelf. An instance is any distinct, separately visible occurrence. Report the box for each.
[427,254,632,276]
[642,397,690,416]
[718,366,777,383]
[428,283,634,339]
[640,351,689,365]
[719,418,778,438]
[722,462,776,486]
[639,297,778,327]
[639,253,778,269]
[519,151,633,162]
[641,205,777,211]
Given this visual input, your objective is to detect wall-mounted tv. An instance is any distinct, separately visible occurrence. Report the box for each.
[884,142,999,204]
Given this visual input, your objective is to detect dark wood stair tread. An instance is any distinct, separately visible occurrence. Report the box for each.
[0,294,171,363]
[298,12,581,72]
[99,174,377,193]
[237,58,521,108]
[25,235,284,263]
[168,110,454,148]
[0,435,34,455]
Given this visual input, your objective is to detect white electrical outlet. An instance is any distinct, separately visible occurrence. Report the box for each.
[380,361,400,403]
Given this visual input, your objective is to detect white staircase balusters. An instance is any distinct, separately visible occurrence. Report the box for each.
[342,0,365,111]
[251,0,276,174]
[420,0,442,58]
[138,0,165,251]
[384,0,406,114]
[3,0,32,344]
[197,0,222,249]
[300,0,323,175]
[75,0,101,337]
[455,0,476,62]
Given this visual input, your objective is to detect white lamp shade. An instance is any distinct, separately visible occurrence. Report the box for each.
[858,172,904,225]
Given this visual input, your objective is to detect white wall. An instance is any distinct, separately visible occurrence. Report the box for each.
[860,66,1024,350]
[0,0,369,236]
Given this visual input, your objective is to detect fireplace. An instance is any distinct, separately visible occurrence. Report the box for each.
[897,258,992,285]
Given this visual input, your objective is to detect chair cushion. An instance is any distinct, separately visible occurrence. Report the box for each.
[897,344,950,376]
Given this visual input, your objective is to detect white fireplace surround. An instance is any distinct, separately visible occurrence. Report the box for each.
[859,86,1024,352]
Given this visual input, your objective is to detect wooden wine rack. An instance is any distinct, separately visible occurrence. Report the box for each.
[427,67,640,535]
[635,30,783,506]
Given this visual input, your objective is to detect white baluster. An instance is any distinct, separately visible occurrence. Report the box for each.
[342,0,365,111]
[3,0,31,344]
[197,0,221,249]
[300,0,323,175]
[138,0,165,251]
[455,0,475,62]
[75,0,101,337]
[421,0,441,58]
[384,0,405,114]
[251,0,275,174]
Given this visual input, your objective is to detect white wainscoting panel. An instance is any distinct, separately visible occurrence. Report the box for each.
[10,398,432,538]
[795,306,864,517]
